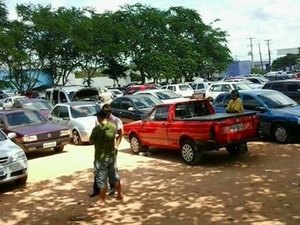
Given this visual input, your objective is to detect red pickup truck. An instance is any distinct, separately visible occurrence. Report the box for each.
[123,99,260,165]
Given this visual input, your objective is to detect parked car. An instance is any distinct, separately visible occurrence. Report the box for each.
[134,89,186,103]
[212,89,300,143]
[45,85,99,106]
[161,83,194,98]
[190,82,212,98]
[262,79,300,103]
[0,108,71,152]
[49,102,101,145]
[110,94,162,124]
[1,96,29,109]
[108,88,124,98]
[0,129,28,185]
[125,84,157,95]
[12,98,53,119]
[204,82,252,101]
[245,76,269,86]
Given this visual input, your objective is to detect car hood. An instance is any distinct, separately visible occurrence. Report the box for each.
[274,106,300,117]
[9,122,69,135]
[162,98,187,104]
[0,139,24,156]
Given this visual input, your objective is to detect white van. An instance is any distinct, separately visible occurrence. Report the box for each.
[45,85,99,106]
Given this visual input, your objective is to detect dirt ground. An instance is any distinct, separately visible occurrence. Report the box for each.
[0,139,300,225]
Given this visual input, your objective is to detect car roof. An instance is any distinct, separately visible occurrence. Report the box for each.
[265,79,299,83]
[54,101,99,107]
[0,108,35,114]
[217,89,278,97]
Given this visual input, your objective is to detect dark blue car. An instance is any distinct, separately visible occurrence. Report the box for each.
[212,89,300,143]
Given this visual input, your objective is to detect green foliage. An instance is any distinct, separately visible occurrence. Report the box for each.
[272,53,300,70]
[251,68,265,75]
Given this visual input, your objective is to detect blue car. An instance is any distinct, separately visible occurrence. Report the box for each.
[212,89,300,143]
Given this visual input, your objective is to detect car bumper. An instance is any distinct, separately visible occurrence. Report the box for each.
[20,136,71,152]
[0,160,28,184]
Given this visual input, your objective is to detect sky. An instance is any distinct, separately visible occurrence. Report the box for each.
[4,0,300,62]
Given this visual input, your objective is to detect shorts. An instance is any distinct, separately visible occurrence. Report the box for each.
[94,158,120,190]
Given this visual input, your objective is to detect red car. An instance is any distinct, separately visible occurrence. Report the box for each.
[125,84,157,95]
[0,109,71,153]
[124,99,260,165]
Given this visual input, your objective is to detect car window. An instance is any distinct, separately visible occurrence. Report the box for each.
[59,106,69,118]
[257,91,297,108]
[111,98,122,109]
[156,91,180,100]
[242,95,262,110]
[51,106,60,117]
[221,84,231,92]
[213,94,225,107]
[286,83,300,91]
[271,83,284,91]
[6,111,44,127]
[210,84,222,91]
[167,86,174,91]
[121,100,134,110]
[154,106,169,121]
[179,84,192,91]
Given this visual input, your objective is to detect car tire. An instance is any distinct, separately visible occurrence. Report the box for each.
[72,130,82,145]
[15,175,27,186]
[181,140,201,165]
[273,124,291,144]
[226,143,248,155]
[54,146,64,153]
[129,134,142,154]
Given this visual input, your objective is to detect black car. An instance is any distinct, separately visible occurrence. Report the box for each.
[110,94,162,124]
[262,79,300,103]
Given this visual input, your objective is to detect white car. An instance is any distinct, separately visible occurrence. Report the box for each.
[134,89,186,103]
[204,82,252,101]
[49,101,101,145]
[0,130,28,185]
[108,88,124,98]
[161,84,194,98]
[1,96,29,109]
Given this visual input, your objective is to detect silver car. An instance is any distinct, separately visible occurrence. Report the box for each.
[49,101,101,145]
[0,130,28,185]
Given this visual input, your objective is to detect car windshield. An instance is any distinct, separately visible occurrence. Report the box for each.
[132,96,162,109]
[71,104,100,118]
[155,90,181,100]
[257,92,298,109]
[23,101,52,111]
[6,111,46,127]
[179,85,192,91]
[233,83,252,90]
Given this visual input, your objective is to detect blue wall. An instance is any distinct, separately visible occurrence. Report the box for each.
[222,60,252,77]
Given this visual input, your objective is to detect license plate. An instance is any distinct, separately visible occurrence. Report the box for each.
[43,141,57,148]
[230,123,244,131]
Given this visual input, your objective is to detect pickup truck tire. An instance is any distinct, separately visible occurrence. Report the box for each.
[181,140,201,165]
[226,143,248,155]
[273,124,291,143]
[129,134,142,154]
[54,146,64,153]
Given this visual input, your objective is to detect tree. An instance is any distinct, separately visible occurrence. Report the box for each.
[272,53,300,71]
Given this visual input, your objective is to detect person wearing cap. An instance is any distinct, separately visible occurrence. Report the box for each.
[89,109,123,205]
[226,90,244,113]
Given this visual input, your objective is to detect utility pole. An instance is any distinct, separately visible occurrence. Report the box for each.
[265,39,271,71]
[258,43,263,70]
[247,37,254,70]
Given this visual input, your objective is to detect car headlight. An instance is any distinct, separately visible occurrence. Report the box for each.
[22,135,37,142]
[12,151,27,161]
[60,129,70,137]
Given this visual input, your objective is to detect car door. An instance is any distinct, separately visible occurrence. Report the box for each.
[285,82,300,103]
[50,105,71,126]
[139,105,170,147]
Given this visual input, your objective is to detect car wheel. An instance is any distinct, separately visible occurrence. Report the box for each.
[226,143,248,155]
[15,175,27,186]
[54,146,64,153]
[181,140,201,165]
[129,134,142,154]
[273,124,291,143]
[72,130,82,145]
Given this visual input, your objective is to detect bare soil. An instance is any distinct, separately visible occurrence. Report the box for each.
[0,139,300,225]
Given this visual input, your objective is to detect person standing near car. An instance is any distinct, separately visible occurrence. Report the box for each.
[89,109,123,205]
[226,90,244,113]
[90,103,123,197]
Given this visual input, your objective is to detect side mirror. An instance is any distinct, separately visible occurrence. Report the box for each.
[128,107,134,111]
[7,132,17,139]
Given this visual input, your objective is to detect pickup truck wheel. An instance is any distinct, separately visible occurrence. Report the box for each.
[273,124,291,143]
[72,130,82,145]
[181,140,201,165]
[130,134,142,154]
[226,143,248,155]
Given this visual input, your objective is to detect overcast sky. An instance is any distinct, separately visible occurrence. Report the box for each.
[4,0,300,62]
